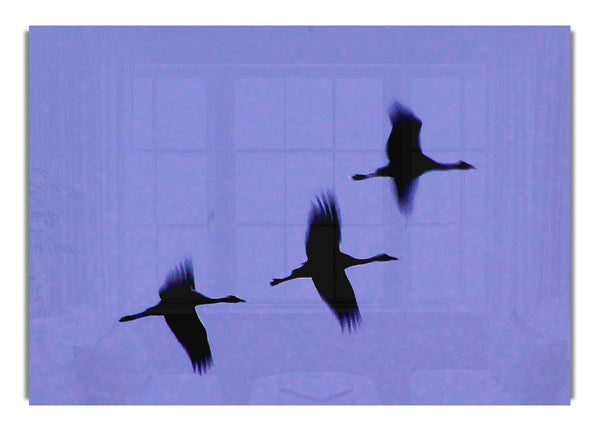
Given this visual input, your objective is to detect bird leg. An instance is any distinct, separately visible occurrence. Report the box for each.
[270,266,309,286]
[119,310,150,322]
[351,173,377,181]
[118,304,162,322]
[270,274,296,286]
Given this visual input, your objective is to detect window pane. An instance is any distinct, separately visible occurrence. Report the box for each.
[285,152,334,225]
[335,79,384,151]
[234,152,285,224]
[156,153,207,224]
[235,79,285,149]
[235,226,285,302]
[156,79,207,149]
[286,79,333,150]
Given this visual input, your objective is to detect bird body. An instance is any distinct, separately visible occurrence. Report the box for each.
[271,193,397,331]
[352,102,475,215]
[119,258,245,375]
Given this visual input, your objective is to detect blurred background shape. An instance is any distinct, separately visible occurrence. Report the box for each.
[127,374,222,405]
[250,372,380,404]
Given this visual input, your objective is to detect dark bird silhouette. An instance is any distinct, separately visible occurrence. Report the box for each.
[270,192,397,331]
[352,102,475,215]
[119,258,245,375]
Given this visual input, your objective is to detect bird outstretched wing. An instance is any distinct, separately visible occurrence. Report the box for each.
[164,308,213,375]
[312,268,361,332]
[159,258,196,300]
[386,102,423,162]
[305,192,341,262]
[305,193,361,331]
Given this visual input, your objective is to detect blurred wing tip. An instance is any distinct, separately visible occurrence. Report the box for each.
[308,192,341,231]
[339,311,362,332]
[160,257,197,296]
[313,190,337,209]
[309,191,337,220]
[192,360,213,376]
[388,101,420,125]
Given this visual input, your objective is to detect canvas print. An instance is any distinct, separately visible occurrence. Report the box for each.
[28,26,571,405]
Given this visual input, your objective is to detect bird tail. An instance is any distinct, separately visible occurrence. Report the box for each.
[119,311,148,322]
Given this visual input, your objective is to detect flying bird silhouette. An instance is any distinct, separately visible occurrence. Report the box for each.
[119,258,245,374]
[270,192,397,331]
[352,102,475,215]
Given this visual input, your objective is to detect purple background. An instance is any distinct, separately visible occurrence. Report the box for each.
[28,26,571,405]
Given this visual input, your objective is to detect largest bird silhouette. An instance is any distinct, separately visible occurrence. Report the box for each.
[270,193,397,331]
[352,102,475,215]
[119,258,245,375]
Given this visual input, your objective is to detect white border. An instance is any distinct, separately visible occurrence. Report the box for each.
[3,1,599,430]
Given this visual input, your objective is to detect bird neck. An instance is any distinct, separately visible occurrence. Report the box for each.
[193,296,228,305]
[343,253,382,268]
